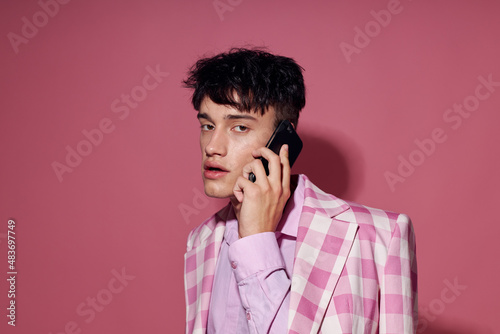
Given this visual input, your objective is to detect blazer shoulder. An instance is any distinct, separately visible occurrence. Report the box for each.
[185,203,231,252]
[338,200,414,242]
[300,174,413,234]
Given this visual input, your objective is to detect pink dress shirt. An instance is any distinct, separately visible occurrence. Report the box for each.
[207,176,305,333]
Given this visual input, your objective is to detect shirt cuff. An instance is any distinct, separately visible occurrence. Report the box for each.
[228,232,285,283]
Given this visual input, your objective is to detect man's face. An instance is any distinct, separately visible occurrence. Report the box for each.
[198,97,276,199]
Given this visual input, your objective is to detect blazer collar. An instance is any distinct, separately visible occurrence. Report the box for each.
[288,174,359,333]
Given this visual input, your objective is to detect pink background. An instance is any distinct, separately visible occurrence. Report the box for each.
[1,0,499,333]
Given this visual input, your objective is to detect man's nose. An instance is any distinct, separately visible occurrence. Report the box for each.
[205,129,227,156]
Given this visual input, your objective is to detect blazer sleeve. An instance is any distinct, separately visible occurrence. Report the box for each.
[379,213,418,333]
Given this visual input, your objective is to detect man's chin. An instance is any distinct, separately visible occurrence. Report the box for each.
[203,181,234,199]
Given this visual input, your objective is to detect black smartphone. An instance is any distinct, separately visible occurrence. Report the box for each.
[249,120,303,182]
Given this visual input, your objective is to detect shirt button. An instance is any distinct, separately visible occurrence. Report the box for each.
[231,261,237,269]
[246,311,251,321]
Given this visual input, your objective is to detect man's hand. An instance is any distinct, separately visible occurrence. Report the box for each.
[232,145,291,238]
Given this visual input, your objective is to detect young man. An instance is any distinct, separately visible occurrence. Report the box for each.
[183,48,417,333]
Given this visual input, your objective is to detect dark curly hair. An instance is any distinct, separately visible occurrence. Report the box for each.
[183,47,305,127]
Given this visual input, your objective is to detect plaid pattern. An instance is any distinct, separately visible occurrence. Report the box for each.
[184,174,417,333]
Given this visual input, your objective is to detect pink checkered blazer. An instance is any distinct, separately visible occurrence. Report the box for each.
[184,174,417,333]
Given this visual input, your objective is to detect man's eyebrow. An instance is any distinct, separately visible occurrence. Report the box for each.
[196,113,257,122]
[224,114,257,121]
[196,113,212,122]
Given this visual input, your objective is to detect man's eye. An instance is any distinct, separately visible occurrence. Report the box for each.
[234,125,248,132]
[200,124,214,131]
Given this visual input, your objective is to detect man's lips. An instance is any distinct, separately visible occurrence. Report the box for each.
[203,161,229,179]
[204,161,228,172]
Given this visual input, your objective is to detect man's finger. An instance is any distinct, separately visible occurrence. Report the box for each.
[254,147,282,184]
[279,144,291,198]
[233,176,252,202]
[243,156,268,184]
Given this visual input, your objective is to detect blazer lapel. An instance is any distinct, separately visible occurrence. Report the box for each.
[288,176,359,333]
[185,205,229,334]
